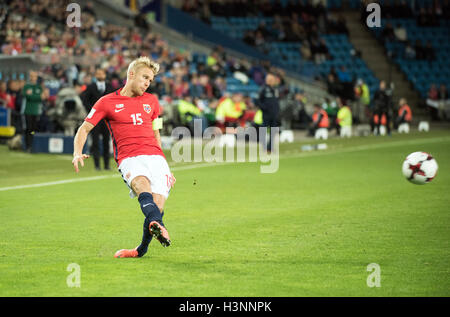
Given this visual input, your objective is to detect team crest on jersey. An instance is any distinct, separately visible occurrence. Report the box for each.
[143,104,151,114]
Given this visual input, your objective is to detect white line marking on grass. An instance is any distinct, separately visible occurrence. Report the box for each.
[0,175,116,191]
[0,136,449,192]
[0,162,228,192]
[282,136,450,160]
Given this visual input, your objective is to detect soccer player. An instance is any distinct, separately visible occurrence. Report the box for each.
[72,56,175,258]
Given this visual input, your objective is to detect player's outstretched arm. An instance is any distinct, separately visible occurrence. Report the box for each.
[72,121,95,173]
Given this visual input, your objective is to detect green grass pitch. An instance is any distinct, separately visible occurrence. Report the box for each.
[0,129,449,296]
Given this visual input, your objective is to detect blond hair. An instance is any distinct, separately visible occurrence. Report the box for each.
[127,56,160,79]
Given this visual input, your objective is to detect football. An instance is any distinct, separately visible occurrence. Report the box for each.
[402,152,438,185]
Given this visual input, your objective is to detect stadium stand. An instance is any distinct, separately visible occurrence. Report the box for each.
[181,0,450,123]
[0,0,334,141]
[181,0,381,119]
[364,4,450,120]
[1,0,448,151]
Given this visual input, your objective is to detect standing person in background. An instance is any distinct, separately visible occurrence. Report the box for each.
[0,80,13,109]
[257,73,280,153]
[322,97,338,134]
[6,80,24,135]
[81,68,113,170]
[21,71,45,152]
[354,78,370,123]
[372,80,393,136]
[336,99,352,137]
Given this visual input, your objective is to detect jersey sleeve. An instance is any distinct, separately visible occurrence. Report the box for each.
[85,96,108,126]
[151,95,161,120]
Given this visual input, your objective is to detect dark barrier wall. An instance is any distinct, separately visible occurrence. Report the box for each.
[165,5,276,64]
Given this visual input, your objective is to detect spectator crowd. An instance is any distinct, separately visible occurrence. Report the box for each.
[182,0,349,64]
[1,0,448,151]
[1,0,303,145]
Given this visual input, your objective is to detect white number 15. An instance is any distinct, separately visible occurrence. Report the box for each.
[131,113,143,125]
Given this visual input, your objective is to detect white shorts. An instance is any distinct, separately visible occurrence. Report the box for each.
[118,155,172,199]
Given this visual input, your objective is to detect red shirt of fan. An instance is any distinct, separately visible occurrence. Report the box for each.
[84,88,165,165]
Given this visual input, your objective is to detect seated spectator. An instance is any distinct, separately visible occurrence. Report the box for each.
[437,84,450,120]
[272,0,284,16]
[270,15,286,41]
[381,23,395,42]
[396,98,412,126]
[199,1,212,24]
[399,0,413,18]
[337,66,351,83]
[315,38,330,64]
[249,63,266,86]
[416,7,429,26]
[414,40,426,60]
[134,12,150,31]
[308,103,329,137]
[256,21,270,40]
[326,73,339,96]
[212,76,227,99]
[426,83,440,120]
[336,15,349,35]
[439,84,449,100]
[404,41,416,59]
[427,6,439,26]
[300,40,312,60]
[189,74,205,99]
[173,76,189,98]
[444,0,450,19]
[243,30,255,46]
[394,23,407,43]
[199,74,214,100]
[254,31,266,49]
[428,83,439,101]
[424,41,436,61]
[260,0,274,17]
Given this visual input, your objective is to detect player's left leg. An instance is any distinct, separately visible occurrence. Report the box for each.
[136,193,169,256]
[132,176,170,252]
[147,193,171,248]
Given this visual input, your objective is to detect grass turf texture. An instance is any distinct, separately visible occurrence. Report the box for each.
[0,129,449,296]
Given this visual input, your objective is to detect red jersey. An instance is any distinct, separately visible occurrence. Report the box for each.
[85,88,164,165]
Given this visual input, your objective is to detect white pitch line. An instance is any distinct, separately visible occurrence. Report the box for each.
[281,135,450,160]
[0,162,229,192]
[0,135,449,192]
[0,175,116,192]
